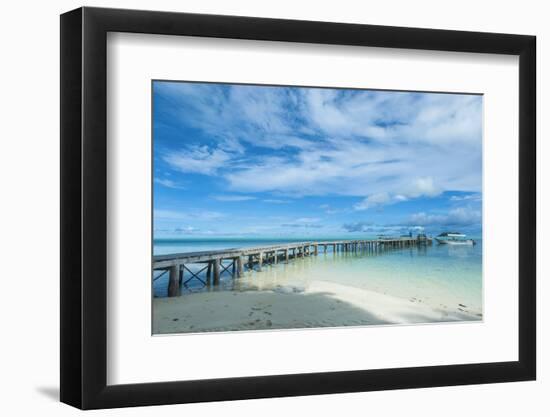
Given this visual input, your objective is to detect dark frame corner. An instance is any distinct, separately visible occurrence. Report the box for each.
[60,6,536,410]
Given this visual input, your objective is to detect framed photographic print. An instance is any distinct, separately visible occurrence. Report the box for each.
[60,6,536,409]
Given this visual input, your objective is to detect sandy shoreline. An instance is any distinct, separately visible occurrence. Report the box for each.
[153,281,481,334]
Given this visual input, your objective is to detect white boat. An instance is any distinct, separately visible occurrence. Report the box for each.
[435,232,476,245]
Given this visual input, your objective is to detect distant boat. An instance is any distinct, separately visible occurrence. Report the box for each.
[435,232,476,245]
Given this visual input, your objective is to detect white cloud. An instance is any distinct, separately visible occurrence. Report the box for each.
[353,177,441,211]
[353,192,391,210]
[450,193,482,202]
[408,177,441,198]
[302,89,481,147]
[295,217,320,224]
[154,178,185,189]
[154,209,224,220]
[163,146,232,175]
[263,199,289,204]
[158,83,482,202]
[212,195,256,202]
[406,207,481,227]
[174,226,198,234]
[342,222,410,234]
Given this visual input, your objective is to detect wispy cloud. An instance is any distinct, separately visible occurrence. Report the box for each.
[155,83,481,205]
[154,209,224,221]
[281,223,324,229]
[405,207,481,227]
[353,177,440,210]
[449,193,482,202]
[353,192,393,211]
[342,207,480,234]
[342,222,415,234]
[281,217,323,228]
[174,226,199,234]
[212,195,256,202]
[154,178,185,189]
[320,203,345,214]
[163,146,232,175]
[154,82,482,235]
[263,199,289,204]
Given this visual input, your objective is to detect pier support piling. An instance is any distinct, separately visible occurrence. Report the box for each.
[206,262,212,286]
[236,257,243,277]
[168,264,180,297]
[213,259,220,285]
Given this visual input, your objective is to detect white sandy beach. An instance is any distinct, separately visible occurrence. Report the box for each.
[153,280,481,334]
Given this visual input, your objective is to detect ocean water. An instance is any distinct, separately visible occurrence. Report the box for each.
[153,238,482,314]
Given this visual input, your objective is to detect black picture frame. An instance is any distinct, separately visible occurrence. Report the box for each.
[60,6,536,410]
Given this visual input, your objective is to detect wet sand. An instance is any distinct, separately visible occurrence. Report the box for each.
[153,281,481,334]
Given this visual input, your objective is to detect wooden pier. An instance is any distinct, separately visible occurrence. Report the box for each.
[153,237,432,297]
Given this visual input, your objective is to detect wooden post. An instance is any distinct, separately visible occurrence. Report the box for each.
[236,257,243,277]
[213,259,220,285]
[168,264,180,297]
[274,251,278,264]
[314,244,318,255]
[206,262,212,286]
[285,249,289,262]
[232,258,236,275]
[258,252,263,271]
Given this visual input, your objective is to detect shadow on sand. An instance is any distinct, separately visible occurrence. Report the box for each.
[153,287,480,335]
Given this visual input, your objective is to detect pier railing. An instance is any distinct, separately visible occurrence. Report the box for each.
[153,237,432,297]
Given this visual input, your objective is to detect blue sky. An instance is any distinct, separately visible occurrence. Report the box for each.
[153,81,482,238]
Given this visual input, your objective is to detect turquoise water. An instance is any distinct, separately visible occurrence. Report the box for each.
[153,238,482,314]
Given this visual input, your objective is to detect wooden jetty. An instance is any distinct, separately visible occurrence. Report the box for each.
[153,237,432,297]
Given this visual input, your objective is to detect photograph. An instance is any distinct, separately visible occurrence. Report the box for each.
[50,2,538,412]
[151,81,483,335]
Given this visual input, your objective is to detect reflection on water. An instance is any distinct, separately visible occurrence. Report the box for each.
[153,240,482,314]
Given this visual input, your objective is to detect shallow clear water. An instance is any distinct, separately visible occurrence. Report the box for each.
[153,238,482,314]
